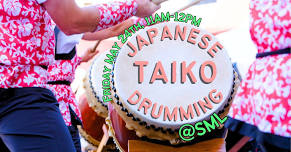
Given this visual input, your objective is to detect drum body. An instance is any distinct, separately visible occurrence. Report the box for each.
[78,94,116,151]
[107,103,140,152]
[107,101,230,152]
[78,94,106,146]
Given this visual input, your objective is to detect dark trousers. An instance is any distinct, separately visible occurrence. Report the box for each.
[68,105,83,152]
[0,87,76,152]
[68,126,81,152]
[259,142,290,152]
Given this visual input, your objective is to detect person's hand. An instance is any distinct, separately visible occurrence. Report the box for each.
[135,0,161,18]
[81,48,100,62]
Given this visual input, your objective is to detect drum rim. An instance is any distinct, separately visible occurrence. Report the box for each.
[78,125,116,150]
[78,125,102,146]
[84,70,108,118]
[106,118,127,152]
[88,54,109,109]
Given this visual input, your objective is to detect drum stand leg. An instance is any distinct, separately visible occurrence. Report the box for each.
[229,136,250,152]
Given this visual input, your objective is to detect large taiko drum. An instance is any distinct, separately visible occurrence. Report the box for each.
[106,21,241,151]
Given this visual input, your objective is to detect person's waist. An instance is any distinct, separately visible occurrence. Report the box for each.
[0,65,50,88]
[0,87,54,99]
[47,80,72,86]
[256,47,290,58]
[0,63,48,70]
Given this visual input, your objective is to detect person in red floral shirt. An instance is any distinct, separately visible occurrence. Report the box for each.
[0,0,159,151]
[49,17,147,152]
[48,28,92,152]
[225,0,291,151]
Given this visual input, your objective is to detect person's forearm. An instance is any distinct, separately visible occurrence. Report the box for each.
[82,17,148,41]
[82,28,119,41]
[94,0,138,31]
[44,0,138,35]
[44,0,98,35]
[82,19,135,41]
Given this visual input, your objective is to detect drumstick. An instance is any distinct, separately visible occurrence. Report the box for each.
[91,40,102,53]
[176,0,205,12]
[152,0,168,5]
[96,124,110,152]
